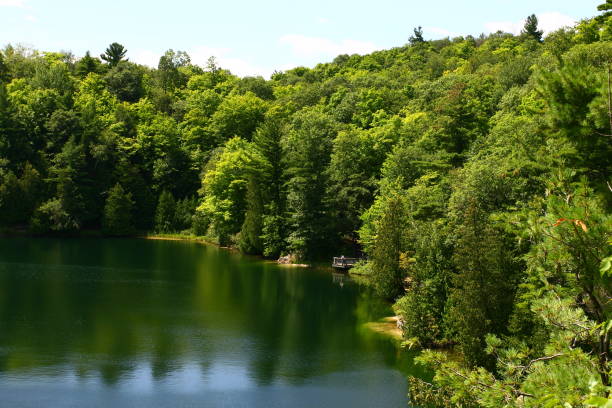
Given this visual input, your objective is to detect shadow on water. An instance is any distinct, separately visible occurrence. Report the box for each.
[0,238,428,407]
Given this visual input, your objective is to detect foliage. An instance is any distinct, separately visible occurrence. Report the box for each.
[103,183,134,236]
[238,178,264,254]
[1,10,611,405]
[197,137,268,245]
[100,42,128,67]
[522,14,543,43]
[155,190,176,233]
[283,107,337,260]
[363,184,409,299]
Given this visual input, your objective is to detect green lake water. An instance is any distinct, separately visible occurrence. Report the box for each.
[0,238,426,407]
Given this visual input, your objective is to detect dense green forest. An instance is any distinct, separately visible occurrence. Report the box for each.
[1,1,612,406]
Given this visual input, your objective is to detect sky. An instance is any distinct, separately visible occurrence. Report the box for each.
[0,0,603,78]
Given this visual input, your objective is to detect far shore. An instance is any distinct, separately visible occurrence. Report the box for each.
[0,229,335,269]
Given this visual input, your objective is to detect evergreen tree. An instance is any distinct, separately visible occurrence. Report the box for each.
[18,162,43,224]
[253,116,287,257]
[104,62,144,102]
[449,201,520,368]
[155,190,176,233]
[103,183,134,236]
[370,190,407,299]
[174,196,197,232]
[100,42,128,67]
[0,171,21,226]
[284,107,336,260]
[49,141,89,229]
[261,201,286,258]
[598,0,612,20]
[409,26,425,44]
[238,178,264,254]
[522,14,544,42]
[75,51,101,78]
[0,51,9,82]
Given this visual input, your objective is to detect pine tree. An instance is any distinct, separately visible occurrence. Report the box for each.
[75,51,100,78]
[239,178,264,254]
[284,108,336,260]
[253,116,287,257]
[155,190,176,233]
[449,201,518,368]
[103,183,134,236]
[0,171,21,226]
[371,191,407,299]
[0,51,9,82]
[522,14,544,42]
[100,43,128,67]
[174,196,197,232]
[598,0,612,15]
[409,26,425,44]
[597,1,612,28]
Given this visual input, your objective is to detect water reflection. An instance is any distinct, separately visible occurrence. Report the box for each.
[0,238,425,406]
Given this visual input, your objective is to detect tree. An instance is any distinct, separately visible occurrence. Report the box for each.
[157,49,191,91]
[368,188,408,299]
[409,26,425,45]
[449,202,518,368]
[0,171,21,226]
[104,62,144,102]
[0,51,9,82]
[155,190,176,233]
[238,178,264,254]
[197,137,268,245]
[597,0,612,21]
[75,51,101,78]
[410,183,611,407]
[48,141,92,229]
[100,43,128,67]
[253,114,288,257]
[30,198,77,233]
[283,107,337,260]
[522,14,544,42]
[208,92,268,144]
[537,46,612,182]
[524,183,611,386]
[236,76,274,100]
[103,183,134,236]
[174,196,197,232]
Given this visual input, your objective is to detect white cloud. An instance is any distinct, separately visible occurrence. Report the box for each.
[484,20,523,36]
[132,46,274,78]
[485,12,576,36]
[190,46,274,78]
[425,27,458,39]
[24,14,37,22]
[0,0,26,7]
[132,49,160,68]
[537,12,577,34]
[316,17,330,24]
[279,34,378,58]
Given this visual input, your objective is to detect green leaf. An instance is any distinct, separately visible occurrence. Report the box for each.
[600,257,612,277]
[585,395,612,408]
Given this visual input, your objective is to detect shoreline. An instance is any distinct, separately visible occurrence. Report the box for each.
[141,233,314,268]
[0,229,339,270]
[363,316,403,341]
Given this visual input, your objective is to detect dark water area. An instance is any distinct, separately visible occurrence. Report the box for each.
[0,238,426,407]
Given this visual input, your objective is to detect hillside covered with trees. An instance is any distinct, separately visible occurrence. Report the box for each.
[0,2,611,406]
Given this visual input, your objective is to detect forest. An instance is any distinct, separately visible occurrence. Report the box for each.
[0,1,611,406]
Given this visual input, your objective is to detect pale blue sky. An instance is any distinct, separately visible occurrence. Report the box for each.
[0,0,602,77]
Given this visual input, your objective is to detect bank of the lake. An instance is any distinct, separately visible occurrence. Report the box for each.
[0,237,428,407]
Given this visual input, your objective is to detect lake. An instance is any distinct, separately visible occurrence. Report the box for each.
[0,238,426,407]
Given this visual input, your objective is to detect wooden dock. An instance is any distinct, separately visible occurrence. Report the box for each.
[332,257,360,270]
